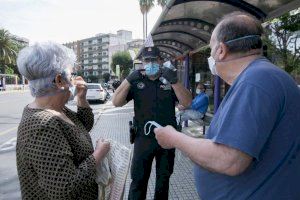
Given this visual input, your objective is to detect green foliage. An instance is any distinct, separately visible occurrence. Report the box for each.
[265,9,300,74]
[157,0,168,7]
[0,29,19,74]
[87,75,99,83]
[5,66,14,74]
[103,72,111,83]
[139,0,155,14]
[111,51,132,78]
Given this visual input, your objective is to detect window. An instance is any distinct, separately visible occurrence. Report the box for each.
[93,59,98,63]
[93,71,98,76]
[102,64,109,69]
[83,41,89,46]
[83,54,88,58]
[93,53,97,57]
[92,65,98,70]
[84,60,89,64]
[102,37,109,42]
[102,51,107,56]
[83,48,88,52]
[84,72,89,76]
[102,58,108,62]
[93,46,98,50]
[92,40,97,44]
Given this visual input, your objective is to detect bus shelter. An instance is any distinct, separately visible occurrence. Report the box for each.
[136,0,300,113]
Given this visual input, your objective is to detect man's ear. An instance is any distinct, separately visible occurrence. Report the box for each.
[218,42,228,61]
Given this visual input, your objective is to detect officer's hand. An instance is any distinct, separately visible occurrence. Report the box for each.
[126,70,144,85]
[154,125,180,149]
[161,67,178,84]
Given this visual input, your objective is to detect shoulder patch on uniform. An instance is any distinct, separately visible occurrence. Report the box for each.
[137,82,145,89]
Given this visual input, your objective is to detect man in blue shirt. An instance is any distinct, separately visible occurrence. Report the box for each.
[176,83,209,122]
[154,11,300,200]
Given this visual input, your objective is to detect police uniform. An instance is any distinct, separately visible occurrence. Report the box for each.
[127,75,178,200]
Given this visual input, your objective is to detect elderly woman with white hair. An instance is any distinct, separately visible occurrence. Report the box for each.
[16,42,110,200]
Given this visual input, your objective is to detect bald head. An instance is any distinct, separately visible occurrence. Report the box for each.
[212,12,263,54]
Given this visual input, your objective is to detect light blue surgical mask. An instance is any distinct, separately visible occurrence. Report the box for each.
[144,62,160,76]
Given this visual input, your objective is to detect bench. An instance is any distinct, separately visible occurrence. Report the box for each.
[190,113,213,134]
[181,113,213,136]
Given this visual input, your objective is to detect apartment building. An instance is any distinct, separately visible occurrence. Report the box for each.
[64,30,135,82]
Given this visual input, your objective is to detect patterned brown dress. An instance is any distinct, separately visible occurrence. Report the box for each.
[16,105,98,200]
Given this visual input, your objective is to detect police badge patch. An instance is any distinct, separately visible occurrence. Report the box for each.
[160,84,172,90]
[137,82,145,89]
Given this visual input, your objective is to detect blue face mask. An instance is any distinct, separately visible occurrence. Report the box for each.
[144,62,160,76]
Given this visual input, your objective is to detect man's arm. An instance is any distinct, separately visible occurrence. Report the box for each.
[154,126,252,176]
[112,79,131,107]
[172,83,192,108]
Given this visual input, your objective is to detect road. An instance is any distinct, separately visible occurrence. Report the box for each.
[0,90,113,200]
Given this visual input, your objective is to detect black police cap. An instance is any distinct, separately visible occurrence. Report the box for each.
[142,46,160,58]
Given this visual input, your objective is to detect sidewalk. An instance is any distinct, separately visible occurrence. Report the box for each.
[0,90,29,95]
[90,102,200,200]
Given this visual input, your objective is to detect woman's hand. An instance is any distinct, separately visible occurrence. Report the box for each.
[93,139,110,164]
[177,104,185,111]
[73,76,87,100]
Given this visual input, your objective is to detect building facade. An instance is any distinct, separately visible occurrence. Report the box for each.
[64,30,139,83]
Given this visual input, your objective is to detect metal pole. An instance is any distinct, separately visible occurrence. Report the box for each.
[214,76,221,113]
[184,55,190,127]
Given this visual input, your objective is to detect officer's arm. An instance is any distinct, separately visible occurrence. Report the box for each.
[172,83,192,108]
[112,80,131,107]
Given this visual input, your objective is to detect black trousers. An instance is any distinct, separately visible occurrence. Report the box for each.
[128,135,175,200]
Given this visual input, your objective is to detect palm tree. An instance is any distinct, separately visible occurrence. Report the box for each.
[157,0,168,7]
[0,29,18,74]
[139,0,155,40]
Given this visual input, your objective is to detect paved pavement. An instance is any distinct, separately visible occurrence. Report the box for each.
[0,90,200,200]
[90,101,200,200]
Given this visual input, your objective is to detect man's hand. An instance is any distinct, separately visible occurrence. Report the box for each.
[126,70,144,85]
[161,67,178,84]
[177,104,186,111]
[154,125,180,149]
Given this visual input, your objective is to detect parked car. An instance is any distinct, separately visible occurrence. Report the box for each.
[86,83,107,103]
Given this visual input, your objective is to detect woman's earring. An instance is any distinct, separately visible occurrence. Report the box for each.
[61,87,65,90]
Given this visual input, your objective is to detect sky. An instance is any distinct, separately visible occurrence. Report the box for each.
[0,0,163,44]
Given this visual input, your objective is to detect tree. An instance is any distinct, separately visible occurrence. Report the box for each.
[87,75,99,83]
[265,9,300,74]
[139,0,155,40]
[157,0,168,7]
[111,51,132,80]
[0,29,19,74]
[103,72,110,83]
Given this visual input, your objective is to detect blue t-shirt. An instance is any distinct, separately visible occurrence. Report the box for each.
[195,58,300,200]
[190,92,209,114]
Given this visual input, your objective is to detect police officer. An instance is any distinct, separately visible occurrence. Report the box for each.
[112,46,192,200]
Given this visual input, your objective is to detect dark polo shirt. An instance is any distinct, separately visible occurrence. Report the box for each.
[126,76,178,136]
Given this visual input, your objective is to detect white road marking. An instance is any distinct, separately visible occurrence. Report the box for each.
[0,127,18,136]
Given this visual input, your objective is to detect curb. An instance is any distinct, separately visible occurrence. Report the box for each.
[0,90,29,95]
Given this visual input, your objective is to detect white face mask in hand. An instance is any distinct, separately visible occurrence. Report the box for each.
[68,85,77,101]
[144,121,162,135]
